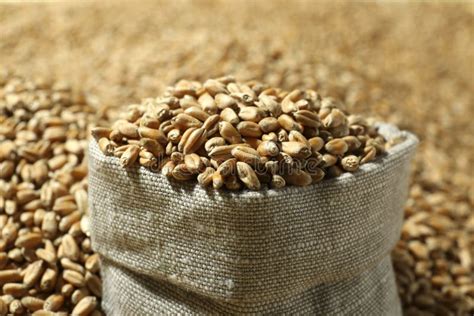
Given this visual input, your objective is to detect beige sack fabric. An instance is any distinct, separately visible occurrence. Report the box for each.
[100,255,402,315]
[89,124,417,314]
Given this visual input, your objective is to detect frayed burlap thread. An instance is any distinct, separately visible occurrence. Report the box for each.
[89,124,417,314]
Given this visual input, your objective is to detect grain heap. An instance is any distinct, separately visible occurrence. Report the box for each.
[92,77,388,190]
[393,183,474,315]
[0,75,104,315]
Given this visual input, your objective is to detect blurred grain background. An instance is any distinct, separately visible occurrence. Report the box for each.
[1,1,473,314]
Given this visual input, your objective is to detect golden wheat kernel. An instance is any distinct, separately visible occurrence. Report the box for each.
[284,169,312,186]
[236,162,260,190]
[341,155,360,172]
[325,139,348,156]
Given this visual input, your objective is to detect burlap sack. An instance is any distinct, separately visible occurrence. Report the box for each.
[88,123,417,314]
[100,255,402,315]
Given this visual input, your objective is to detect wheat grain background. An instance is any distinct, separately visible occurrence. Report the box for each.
[1,1,472,314]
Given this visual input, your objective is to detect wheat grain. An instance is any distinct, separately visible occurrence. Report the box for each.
[93,78,389,191]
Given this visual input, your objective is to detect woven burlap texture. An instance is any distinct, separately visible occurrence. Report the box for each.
[89,123,417,312]
[100,255,402,315]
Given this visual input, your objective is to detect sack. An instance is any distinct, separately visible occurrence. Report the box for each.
[100,255,401,315]
[89,123,417,315]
